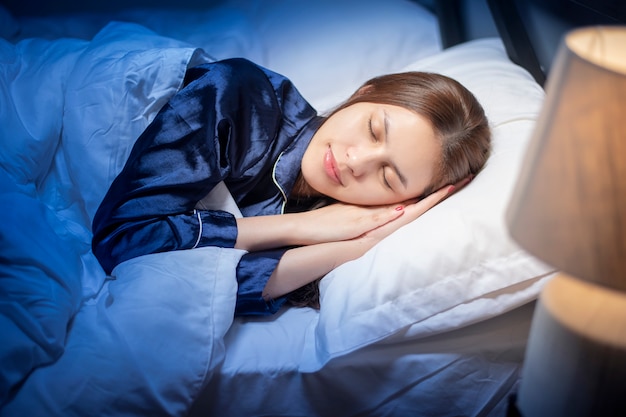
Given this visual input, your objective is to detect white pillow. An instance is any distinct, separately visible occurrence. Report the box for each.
[315,38,556,358]
[234,0,442,112]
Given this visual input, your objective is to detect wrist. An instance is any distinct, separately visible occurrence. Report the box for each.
[333,237,377,266]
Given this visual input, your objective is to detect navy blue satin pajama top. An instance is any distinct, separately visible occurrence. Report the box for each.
[92,58,323,316]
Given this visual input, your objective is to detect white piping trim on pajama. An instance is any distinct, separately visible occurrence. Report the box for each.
[192,209,202,249]
[271,151,288,214]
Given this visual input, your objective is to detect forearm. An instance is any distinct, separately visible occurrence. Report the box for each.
[235,202,406,252]
[261,238,375,300]
[93,210,237,274]
[235,214,303,252]
[234,213,313,251]
[241,186,456,308]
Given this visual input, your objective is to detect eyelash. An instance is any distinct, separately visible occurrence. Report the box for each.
[382,168,392,190]
[369,117,392,190]
[368,118,377,142]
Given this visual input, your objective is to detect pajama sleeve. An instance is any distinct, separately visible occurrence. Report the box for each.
[235,249,289,316]
[92,58,318,316]
[93,59,285,275]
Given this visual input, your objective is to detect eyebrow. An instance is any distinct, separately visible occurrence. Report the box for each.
[384,110,408,189]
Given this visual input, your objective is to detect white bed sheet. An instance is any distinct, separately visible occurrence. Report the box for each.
[193,302,534,417]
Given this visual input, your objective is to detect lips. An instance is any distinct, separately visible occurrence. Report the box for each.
[323,146,342,185]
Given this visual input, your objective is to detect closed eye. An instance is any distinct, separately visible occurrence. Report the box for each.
[382,167,392,190]
[368,118,391,189]
[370,117,393,190]
[368,118,378,142]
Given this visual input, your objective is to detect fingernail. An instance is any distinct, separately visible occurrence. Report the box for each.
[447,185,456,194]
[395,205,404,211]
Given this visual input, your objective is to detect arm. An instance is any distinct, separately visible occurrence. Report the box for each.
[262,185,454,300]
[91,90,238,274]
[234,202,408,251]
[261,239,372,301]
[232,203,406,315]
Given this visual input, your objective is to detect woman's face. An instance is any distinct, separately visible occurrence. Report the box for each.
[301,102,440,205]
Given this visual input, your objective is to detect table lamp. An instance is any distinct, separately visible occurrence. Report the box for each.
[506,26,626,416]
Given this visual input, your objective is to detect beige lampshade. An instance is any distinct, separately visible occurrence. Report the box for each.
[506,26,626,292]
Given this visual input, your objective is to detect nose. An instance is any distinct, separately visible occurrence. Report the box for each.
[345,145,382,178]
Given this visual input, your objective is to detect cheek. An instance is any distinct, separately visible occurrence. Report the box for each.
[301,144,321,181]
[337,188,397,206]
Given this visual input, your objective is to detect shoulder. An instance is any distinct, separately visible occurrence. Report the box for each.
[186,58,290,93]
[191,59,313,109]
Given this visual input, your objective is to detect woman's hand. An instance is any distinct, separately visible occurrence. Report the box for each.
[237,179,466,252]
[293,202,407,244]
[356,184,454,250]
[360,176,472,247]
[303,178,469,246]
[262,182,462,300]
[235,202,404,251]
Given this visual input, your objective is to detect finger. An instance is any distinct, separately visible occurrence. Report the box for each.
[371,204,406,225]
[432,176,475,206]
[400,187,448,218]
[420,184,454,208]
[397,197,420,207]
[450,176,473,195]
[355,204,404,235]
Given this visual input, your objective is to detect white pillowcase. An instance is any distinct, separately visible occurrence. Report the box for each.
[233,0,442,112]
[315,38,556,358]
[8,0,441,115]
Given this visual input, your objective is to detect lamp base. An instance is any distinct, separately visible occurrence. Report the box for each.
[517,273,626,417]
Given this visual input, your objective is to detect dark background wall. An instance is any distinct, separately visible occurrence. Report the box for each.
[2,0,227,16]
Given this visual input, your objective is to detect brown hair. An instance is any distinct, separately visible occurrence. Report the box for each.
[288,71,491,309]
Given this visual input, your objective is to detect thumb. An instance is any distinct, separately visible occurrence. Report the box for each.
[420,184,456,210]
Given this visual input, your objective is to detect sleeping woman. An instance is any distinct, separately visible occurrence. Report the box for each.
[91,58,491,316]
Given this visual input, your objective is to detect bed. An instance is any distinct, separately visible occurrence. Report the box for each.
[1,1,557,416]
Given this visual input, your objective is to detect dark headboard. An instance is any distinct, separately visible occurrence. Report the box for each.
[486,0,626,86]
